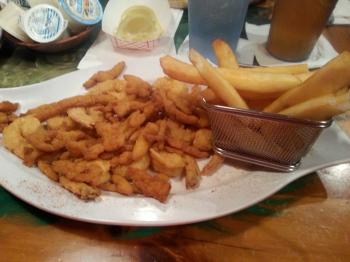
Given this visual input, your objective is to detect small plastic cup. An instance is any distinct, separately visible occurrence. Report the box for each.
[0,0,8,9]
[188,0,249,63]
[57,0,103,34]
[27,0,59,8]
[102,0,171,51]
[266,0,338,62]
[21,4,68,43]
[8,0,30,8]
[0,1,31,42]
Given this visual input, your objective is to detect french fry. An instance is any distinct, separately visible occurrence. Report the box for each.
[239,63,309,74]
[264,51,350,113]
[246,98,276,111]
[212,39,239,69]
[279,90,350,120]
[189,49,248,109]
[336,87,349,96]
[295,71,315,82]
[160,55,302,98]
[200,87,225,104]
[217,68,301,95]
[160,55,206,85]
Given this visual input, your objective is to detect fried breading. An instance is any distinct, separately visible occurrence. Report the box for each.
[2,116,41,160]
[53,159,110,186]
[184,155,201,189]
[59,176,100,200]
[126,167,171,203]
[200,154,225,176]
[67,107,96,129]
[26,94,117,121]
[0,101,19,112]
[83,61,125,89]
[2,66,218,202]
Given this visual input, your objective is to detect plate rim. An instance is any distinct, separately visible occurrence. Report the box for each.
[1,57,350,226]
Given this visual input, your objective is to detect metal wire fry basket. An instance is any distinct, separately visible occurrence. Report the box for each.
[202,99,333,172]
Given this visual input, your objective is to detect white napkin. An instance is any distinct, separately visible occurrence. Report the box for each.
[78,8,183,69]
[332,0,350,25]
[245,22,338,68]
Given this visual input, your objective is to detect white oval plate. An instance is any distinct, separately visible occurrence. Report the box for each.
[1,57,350,226]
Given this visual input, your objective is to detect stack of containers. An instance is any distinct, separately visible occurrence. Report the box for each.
[0,0,103,44]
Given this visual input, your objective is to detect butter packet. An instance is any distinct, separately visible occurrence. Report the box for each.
[0,1,31,41]
[102,0,171,51]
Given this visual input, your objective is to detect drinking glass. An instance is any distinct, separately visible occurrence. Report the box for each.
[188,0,249,63]
[266,0,338,62]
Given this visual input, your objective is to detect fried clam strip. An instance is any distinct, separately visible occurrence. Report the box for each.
[26,94,117,121]
[87,79,127,96]
[52,159,110,187]
[83,61,126,89]
[64,139,105,160]
[126,167,171,203]
[37,160,59,182]
[0,112,17,132]
[59,176,101,200]
[156,87,199,126]
[153,77,202,124]
[124,74,152,98]
[67,107,96,129]
[95,121,127,152]
[2,116,42,165]
[166,137,210,159]
[0,101,19,132]
[99,178,133,196]
[2,70,222,203]
[150,148,186,177]
[200,154,225,176]
[113,99,148,118]
[184,155,201,189]
[0,101,19,112]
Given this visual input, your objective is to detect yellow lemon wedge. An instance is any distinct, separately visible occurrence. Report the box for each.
[115,5,163,41]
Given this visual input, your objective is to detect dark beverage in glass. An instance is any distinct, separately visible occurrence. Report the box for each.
[266,0,338,62]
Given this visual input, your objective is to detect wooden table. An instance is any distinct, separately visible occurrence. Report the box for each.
[1,10,350,262]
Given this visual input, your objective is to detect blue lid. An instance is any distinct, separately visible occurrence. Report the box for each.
[58,0,103,25]
[24,4,66,43]
[12,0,30,8]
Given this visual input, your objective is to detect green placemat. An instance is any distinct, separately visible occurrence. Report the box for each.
[0,4,269,88]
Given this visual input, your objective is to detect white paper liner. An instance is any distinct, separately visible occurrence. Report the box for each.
[332,0,350,25]
[109,36,159,51]
[77,8,183,69]
[245,22,339,69]
[102,0,171,51]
